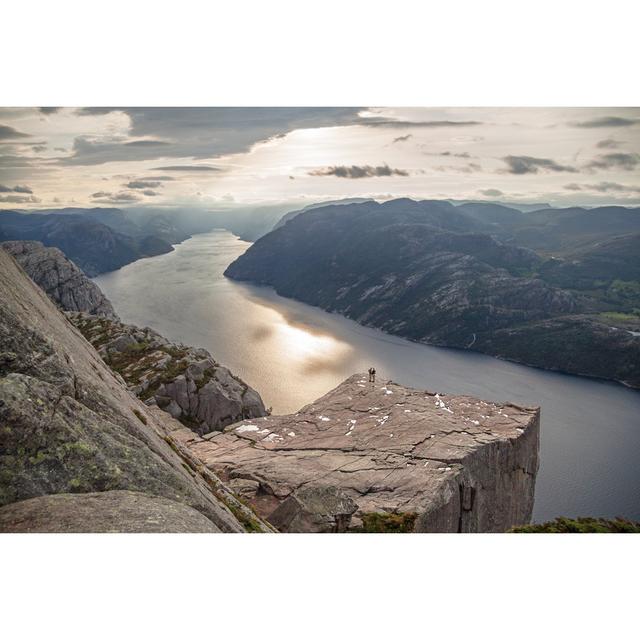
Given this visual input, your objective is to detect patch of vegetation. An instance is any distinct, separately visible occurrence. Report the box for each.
[511,516,640,533]
[352,511,417,533]
[195,367,215,390]
[132,408,147,425]
[598,311,640,322]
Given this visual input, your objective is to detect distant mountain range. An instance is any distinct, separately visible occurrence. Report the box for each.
[0,207,218,276]
[226,198,640,388]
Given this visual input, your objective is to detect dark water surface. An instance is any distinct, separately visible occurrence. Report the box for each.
[94,230,640,522]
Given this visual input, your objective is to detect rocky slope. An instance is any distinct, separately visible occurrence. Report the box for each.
[0,247,272,533]
[169,374,540,533]
[226,198,640,387]
[68,313,267,435]
[1,240,118,319]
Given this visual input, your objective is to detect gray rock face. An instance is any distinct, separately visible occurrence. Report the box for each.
[0,490,221,533]
[1,240,118,319]
[0,247,271,533]
[68,314,268,435]
[170,374,540,533]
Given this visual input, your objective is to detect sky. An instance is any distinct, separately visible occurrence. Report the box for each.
[0,107,639,211]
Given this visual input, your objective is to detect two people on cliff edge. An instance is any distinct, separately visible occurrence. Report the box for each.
[368,367,376,383]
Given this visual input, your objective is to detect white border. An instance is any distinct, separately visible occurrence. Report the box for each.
[1,1,638,637]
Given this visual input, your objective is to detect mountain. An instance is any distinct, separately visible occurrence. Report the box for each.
[447,199,551,213]
[225,198,640,388]
[0,210,174,275]
[1,240,118,318]
[0,246,272,532]
[272,197,374,231]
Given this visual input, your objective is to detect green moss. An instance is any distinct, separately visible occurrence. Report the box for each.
[598,311,640,322]
[511,517,640,533]
[352,511,417,533]
[195,367,215,390]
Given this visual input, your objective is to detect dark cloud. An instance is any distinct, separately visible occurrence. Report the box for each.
[439,151,472,158]
[141,189,160,196]
[596,138,622,149]
[0,184,33,194]
[392,134,412,143]
[479,188,504,197]
[502,155,578,174]
[124,180,163,189]
[65,107,363,165]
[38,107,61,115]
[12,185,33,194]
[0,194,40,204]
[153,165,223,172]
[308,164,409,178]
[573,116,639,128]
[0,124,31,140]
[563,182,640,193]
[586,153,640,171]
[144,175,175,181]
[58,135,172,166]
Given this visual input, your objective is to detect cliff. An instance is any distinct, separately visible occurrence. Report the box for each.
[0,247,272,533]
[1,240,119,319]
[68,313,267,434]
[169,374,540,532]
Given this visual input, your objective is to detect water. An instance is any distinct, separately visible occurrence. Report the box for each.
[94,230,640,523]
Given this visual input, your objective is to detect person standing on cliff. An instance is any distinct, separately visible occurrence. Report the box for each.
[368,367,376,383]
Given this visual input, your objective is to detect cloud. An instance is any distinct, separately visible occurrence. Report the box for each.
[439,151,472,158]
[153,165,223,172]
[124,180,163,189]
[479,188,504,197]
[0,184,33,194]
[144,175,175,181]
[573,116,639,128]
[0,194,41,204]
[501,155,578,174]
[308,164,409,178]
[0,124,31,140]
[141,189,160,196]
[91,191,141,203]
[38,107,61,115]
[596,138,623,149]
[58,135,173,166]
[12,185,33,194]
[585,153,640,171]
[392,134,412,143]
[433,162,482,173]
[563,182,640,193]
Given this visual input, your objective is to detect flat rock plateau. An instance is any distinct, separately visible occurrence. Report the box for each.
[169,374,540,532]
